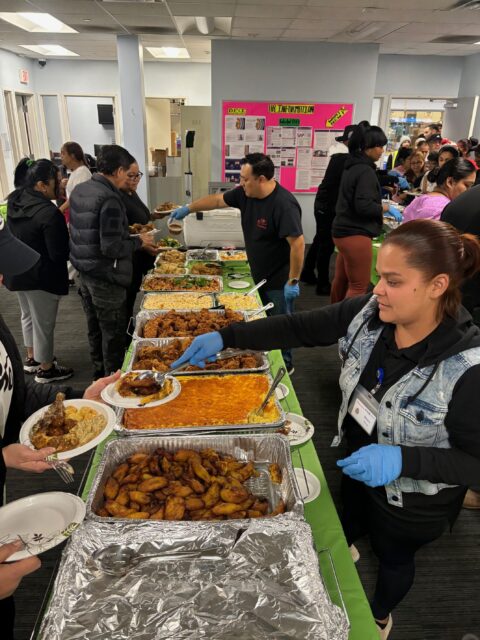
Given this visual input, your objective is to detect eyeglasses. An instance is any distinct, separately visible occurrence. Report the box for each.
[127,171,143,179]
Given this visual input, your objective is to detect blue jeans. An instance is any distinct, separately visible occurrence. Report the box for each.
[260,288,293,370]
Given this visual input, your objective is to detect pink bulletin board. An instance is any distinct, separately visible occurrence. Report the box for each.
[222,100,354,193]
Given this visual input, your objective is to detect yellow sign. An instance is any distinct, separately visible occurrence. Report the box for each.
[269,104,315,114]
[227,107,246,115]
[326,106,348,128]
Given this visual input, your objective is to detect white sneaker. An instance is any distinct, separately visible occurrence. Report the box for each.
[376,614,393,639]
[349,544,360,563]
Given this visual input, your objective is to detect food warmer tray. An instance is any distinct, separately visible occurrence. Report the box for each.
[140,292,216,311]
[185,248,220,262]
[133,309,249,340]
[141,274,223,293]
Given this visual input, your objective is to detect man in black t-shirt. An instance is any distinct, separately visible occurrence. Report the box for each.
[170,153,304,372]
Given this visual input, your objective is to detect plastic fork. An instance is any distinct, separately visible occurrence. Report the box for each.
[46,456,74,484]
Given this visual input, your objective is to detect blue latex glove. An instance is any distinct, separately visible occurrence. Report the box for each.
[337,444,402,487]
[170,332,224,369]
[169,205,190,222]
[284,282,300,302]
[385,205,402,222]
[397,176,410,190]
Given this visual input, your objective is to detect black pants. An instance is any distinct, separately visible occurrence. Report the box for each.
[78,273,127,376]
[0,596,15,640]
[341,475,446,620]
[302,209,335,288]
[125,253,154,347]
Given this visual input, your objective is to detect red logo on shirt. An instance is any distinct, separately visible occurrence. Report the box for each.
[257,217,267,230]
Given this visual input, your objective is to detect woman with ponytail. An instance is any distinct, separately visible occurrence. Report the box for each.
[172,219,480,638]
[4,158,73,382]
[60,141,91,209]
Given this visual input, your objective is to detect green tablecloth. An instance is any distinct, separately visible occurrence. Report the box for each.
[78,259,378,639]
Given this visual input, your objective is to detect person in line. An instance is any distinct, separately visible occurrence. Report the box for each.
[172,220,480,640]
[169,152,304,374]
[415,138,429,158]
[69,145,156,378]
[403,158,475,223]
[457,137,478,159]
[59,141,91,215]
[331,121,399,303]
[393,151,426,206]
[4,159,73,383]
[301,125,356,295]
[119,160,158,340]
[420,144,459,193]
[426,133,443,153]
[422,123,441,139]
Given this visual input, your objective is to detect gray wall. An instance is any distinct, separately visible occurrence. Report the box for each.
[211,39,379,241]
[375,55,463,98]
[458,53,480,138]
[66,96,115,156]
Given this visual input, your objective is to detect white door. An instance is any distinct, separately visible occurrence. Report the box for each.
[442,97,479,142]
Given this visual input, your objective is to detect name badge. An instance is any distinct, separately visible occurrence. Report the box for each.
[347,385,380,435]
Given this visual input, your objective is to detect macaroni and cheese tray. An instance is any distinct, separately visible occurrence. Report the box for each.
[140,292,216,311]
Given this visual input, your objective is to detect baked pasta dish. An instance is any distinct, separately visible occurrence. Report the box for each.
[189,262,222,276]
[217,293,261,311]
[142,293,213,311]
[30,393,106,453]
[123,374,281,429]
[132,338,260,372]
[96,447,286,521]
[142,275,221,292]
[156,250,186,265]
[141,309,243,338]
[117,371,174,405]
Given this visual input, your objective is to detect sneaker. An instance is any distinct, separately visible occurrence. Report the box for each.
[286,365,295,376]
[24,357,40,374]
[349,544,360,563]
[376,614,393,640]
[35,364,74,384]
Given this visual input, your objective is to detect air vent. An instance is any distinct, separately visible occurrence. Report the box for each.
[430,34,480,43]
[73,25,120,33]
[448,1,480,9]
[129,26,177,35]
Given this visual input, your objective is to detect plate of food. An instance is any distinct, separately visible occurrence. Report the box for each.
[129,223,155,235]
[278,412,315,447]
[219,250,248,262]
[0,491,86,561]
[19,394,116,460]
[101,371,181,408]
[152,201,179,217]
[156,236,183,250]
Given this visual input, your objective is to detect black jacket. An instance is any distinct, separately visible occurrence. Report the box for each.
[0,313,82,504]
[120,191,155,278]
[314,152,349,219]
[332,153,383,239]
[69,174,141,288]
[4,188,69,295]
[441,185,480,312]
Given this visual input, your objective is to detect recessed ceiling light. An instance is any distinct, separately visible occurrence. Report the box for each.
[19,44,79,56]
[146,46,190,59]
[475,41,480,44]
[82,18,92,23]
[0,12,77,33]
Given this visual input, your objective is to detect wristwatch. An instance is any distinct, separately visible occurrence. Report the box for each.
[288,278,299,285]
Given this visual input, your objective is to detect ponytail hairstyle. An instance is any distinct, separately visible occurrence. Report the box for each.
[382,219,480,319]
[347,120,388,155]
[13,158,58,190]
[61,141,86,165]
[435,157,476,187]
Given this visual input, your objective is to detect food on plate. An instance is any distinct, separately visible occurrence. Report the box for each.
[142,293,213,311]
[219,250,248,261]
[189,262,222,276]
[141,309,243,338]
[29,393,106,453]
[142,275,221,292]
[156,249,186,265]
[167,221,183,235]
[157,237,182,249]
[116,372,174,405]
[217,293,260,311]
[96,447,284,521]
[129,223,154,234]
[187,249,218,261]
[123,374,281,429]
[153,262,186,275]
[156,201,178,212]
[132,338,259,372]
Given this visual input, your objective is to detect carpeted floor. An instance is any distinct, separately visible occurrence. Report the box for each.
[1,279,479,640]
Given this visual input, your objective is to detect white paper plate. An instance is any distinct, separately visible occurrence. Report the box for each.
[153,207,175,215]
[275,383,290,400]
[101,372,181,408]
[285,412,315,446]
[293,468,321,503]
[228,280,250,289]
[0,492,86,561]
[19,399,116,461]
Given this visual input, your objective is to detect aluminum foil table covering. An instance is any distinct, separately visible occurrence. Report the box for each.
[38,518,349,640]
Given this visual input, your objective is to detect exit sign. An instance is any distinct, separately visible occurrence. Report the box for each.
[19,69,29,84]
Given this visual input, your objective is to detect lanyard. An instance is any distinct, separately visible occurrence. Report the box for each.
[370,367,384,395]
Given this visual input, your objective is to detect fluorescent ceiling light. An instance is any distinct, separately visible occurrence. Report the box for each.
[19,44,79,56]
[146,46,190,59]
[0,12,77,33]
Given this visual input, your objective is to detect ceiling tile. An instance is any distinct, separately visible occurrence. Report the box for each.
[232,17,293,29]
[234,5,301,19]
[169,3,235,17]
[231,28,284,38]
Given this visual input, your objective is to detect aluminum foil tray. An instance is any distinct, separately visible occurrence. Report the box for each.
[86,433,303,523]
[38,517,349,639]
[141,274,223,293]
[186,248,220,262]
[127,338,270,375]
[133,308,248,340]
[140,292,216,311]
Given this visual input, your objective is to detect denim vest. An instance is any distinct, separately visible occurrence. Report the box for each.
[333,296,480,508]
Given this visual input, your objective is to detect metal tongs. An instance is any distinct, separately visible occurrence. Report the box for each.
[250,367,286,417]
[246,302,274,320]
[244,278,267,297]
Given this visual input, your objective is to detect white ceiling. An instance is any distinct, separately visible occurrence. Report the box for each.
[1,0,480,61]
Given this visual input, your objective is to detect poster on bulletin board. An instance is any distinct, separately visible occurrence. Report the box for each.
[222,100,354,193]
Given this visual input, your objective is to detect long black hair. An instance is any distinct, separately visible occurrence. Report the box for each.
[13,158,58,189]
[347,120,388,155]
[436,157,476,187]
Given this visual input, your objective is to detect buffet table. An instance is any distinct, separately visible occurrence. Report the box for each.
[34,256,378,640]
